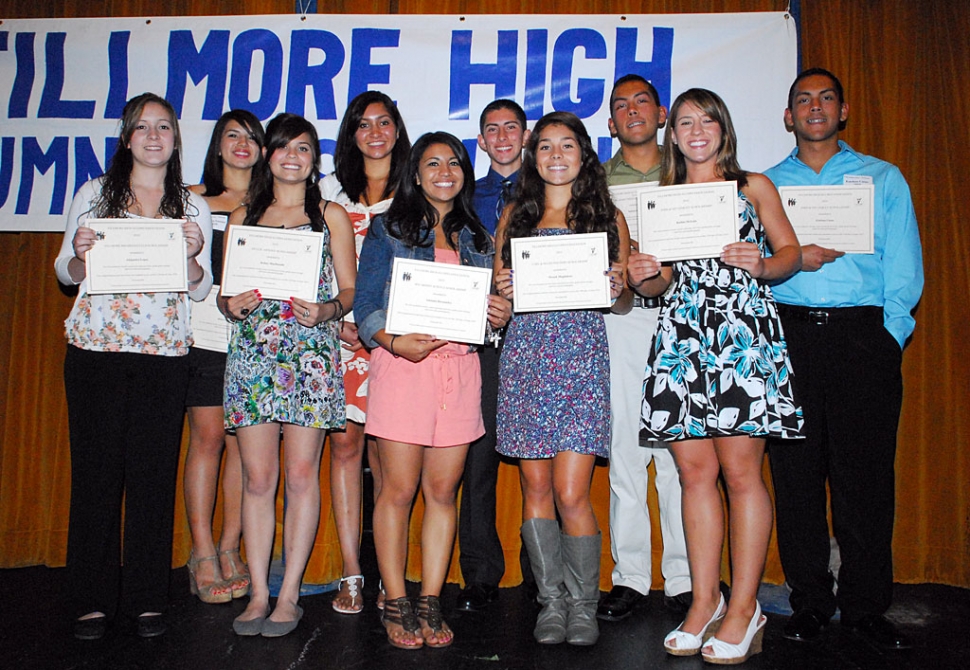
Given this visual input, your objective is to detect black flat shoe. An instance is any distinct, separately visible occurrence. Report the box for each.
[663,591,693,616]
[455,583,499,612]
[844,614,911,650]
[596,585,644,621]
[74,615,107,640]
[784,608,828,642]
[136,613,167,638]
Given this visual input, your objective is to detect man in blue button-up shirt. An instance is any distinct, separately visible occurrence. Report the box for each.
[456,99,530,612]
[765,68,923,651]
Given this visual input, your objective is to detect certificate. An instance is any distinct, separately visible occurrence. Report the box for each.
[385,258,492,344]
[510,232,611,313]
[190,284,231,353]
[609,181,659,247]
[222,226,324,302]
[778,185,875,254]
[638,181,739,261]
[84,219,188,294]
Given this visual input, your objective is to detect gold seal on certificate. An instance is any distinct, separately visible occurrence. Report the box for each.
[84,218,188,294]
[510,232,612,313]
[222,226,324,302]
[609,181,659,247]
[778,185,874,254]
[638,181,739,261]
[385,258,492,345]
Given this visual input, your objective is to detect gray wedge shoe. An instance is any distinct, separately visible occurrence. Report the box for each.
[520,517,567,644]
[561,531,602,646]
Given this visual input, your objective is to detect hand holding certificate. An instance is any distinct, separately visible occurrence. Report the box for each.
[510,232,612,312]
[385,258,492,345]
[637,181,739,261]
[84,218,188,294]
[222,226,324,302]
[778,185,874,254]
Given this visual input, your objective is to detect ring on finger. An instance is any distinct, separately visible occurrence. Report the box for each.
[303,308,310,318]
[241,308,250,317]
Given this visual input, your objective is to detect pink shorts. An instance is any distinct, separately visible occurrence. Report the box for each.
[366,344,484,447]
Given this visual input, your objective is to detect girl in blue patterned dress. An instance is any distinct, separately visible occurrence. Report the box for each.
[628,89,802,664]
[219,114,357,637]
[495,112,630,647]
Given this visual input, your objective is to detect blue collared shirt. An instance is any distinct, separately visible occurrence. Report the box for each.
[765,141,923,348]
[473,168,519,235]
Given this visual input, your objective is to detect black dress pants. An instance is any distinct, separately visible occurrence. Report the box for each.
[64,345,189,619]
[768,306,902,620]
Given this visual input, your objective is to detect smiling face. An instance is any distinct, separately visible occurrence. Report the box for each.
[354,102,398,161]
[268,132,315,184]
[785,73,848,145]
[608,79,667,148]
[416,142,464,216]
[534,123,582,187]
[670,100,723,167]
[127,102,176,169]
[477,108,528,173]
[219,120,260,170]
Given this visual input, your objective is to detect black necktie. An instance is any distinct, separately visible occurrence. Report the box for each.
[496,178,513,224]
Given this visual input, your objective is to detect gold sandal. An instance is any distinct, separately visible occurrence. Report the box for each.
[218,548,251,599]
[332,575,364,614]
[416,595,453,648]
[382,596,423,650]
[187,553,232,604]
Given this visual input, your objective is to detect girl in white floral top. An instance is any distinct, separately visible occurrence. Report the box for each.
[54,93,213,640]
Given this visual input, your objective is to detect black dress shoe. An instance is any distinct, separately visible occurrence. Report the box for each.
[784,608,828,641]
[74,615,107,640]
[136,613,167,638]
[596,585,645,621]
[455,583,499,612]
[663,591,693,616]
[844,614,911,650]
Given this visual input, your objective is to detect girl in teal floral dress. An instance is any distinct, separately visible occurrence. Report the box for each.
[219,114,357,637]
[628,89,802,664]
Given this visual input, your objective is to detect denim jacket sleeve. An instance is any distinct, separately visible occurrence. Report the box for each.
[355,213,393,349]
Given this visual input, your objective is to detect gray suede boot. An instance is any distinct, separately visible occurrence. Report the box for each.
[520,518,567,644]
[561,531,602,646]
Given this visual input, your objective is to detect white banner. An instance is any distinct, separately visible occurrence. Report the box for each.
[0,13,797,231]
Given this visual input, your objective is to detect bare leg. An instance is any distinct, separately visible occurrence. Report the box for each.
[551,451,597,536]
[329,421,366,612]
[184,405,228,589]
[669,439,723,644]
[235,424,282,622]
[269,424,326,623]
[520,459,556,522]
[217,433,247,581]
[367,436,383,503]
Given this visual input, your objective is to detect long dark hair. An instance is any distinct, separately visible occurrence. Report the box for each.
[94,92,188,219]
[333,91,411,205]
[384,132,490,253]
[660,88,748,189]
[501,111,619,265]
[199,109,265,197]
[243,113,325,233]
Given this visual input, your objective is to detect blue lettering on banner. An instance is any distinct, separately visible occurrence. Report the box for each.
[105,32,131,119]
[551,29,606,118]
[597,136,614,164]
[614,27,674,109]
[38,33,96,119]
[448,30,518,120]
[229,29,284,119]
[8,33,35,119]
[0,137,13,210]
[166,30,230,119]
[524,30,548,120]
[73,137,118,194]
[17,136,68,215]
[286,30,344,120]
[348,29,400,103]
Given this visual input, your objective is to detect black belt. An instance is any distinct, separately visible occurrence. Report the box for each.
[776,303,883,325]
[634,295,661,309]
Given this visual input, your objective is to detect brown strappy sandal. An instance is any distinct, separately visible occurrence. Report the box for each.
[382,596,423,650]
[416,595,454,648]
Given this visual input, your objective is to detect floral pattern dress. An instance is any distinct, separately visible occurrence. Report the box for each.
[224,221,345,430]
[640,191,803,441]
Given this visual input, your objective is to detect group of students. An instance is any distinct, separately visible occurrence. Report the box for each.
[57,65,922,664]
